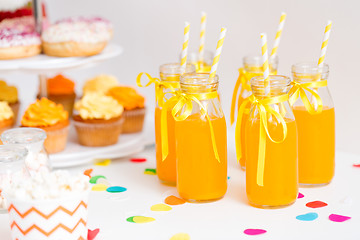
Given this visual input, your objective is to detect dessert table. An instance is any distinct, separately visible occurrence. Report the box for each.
[0,133,359,240]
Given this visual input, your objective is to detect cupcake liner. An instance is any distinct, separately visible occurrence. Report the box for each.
[122,108,146,133]
[73,117,124,147]
[6,191,89,240]
[43,126,70,154]
[9,101,19,127]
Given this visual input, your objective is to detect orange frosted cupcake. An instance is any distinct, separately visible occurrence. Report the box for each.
[0,101,14,144]
[21,98,69,154]
[107,86,146,133]
[0,80,19,126]
[73,92,124,146]
[38,74,76,117]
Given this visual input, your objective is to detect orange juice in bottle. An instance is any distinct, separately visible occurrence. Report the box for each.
[245,75,298,208]
[232,55,278,169]
[175,73,227,202]
[155,63,196,185]
[290,63,335,186]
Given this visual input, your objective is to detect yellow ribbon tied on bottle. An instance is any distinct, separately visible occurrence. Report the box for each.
[236,94,289,186]
[136,72,178,108]
[288,79,327,114]
[161,91,220,162]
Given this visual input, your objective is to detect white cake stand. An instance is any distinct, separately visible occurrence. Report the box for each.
[0,44,149,168]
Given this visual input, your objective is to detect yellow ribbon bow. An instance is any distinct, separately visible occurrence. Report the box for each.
[288,80,328,114]
[161,91,220,162]
[230,68,252,125]
[136,72,178,108]
[236,94,289,186]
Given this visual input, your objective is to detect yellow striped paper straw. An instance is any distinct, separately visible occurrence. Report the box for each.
[199,11,207,61]
[261,33,270,95]
[318,20,332,69]
[180,21,190,71]
[209,27,227,78]
[271,12,287,58]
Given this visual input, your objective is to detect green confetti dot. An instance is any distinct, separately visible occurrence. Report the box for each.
[126,216,135,223]
[144,168,156,175]
[89,175,106,184]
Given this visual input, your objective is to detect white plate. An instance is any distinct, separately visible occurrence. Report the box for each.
[50,125,144,168]
[0,43,123,74]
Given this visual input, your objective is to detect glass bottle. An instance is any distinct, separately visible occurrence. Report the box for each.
[0,144,29,213]
[1,128,51,175]
[291,63,335,186]
[245,75,298,208]
[155,63,196,186]
[232,55,278,170]
[185,50,214,73]
[175,73,227,202]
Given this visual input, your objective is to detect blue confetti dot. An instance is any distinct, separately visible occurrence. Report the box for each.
[296,212,318,221]
[106,186,127,193]
[227,176,230,180]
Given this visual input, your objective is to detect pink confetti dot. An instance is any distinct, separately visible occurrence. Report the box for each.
[329,214,351,222]
[298,192,304,199]
[88,228,100,240]
[131,158,147,163]
[353,164,360,168]
[244,229,267,235]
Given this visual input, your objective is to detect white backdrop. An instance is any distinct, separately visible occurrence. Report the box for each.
[2,0,360,154]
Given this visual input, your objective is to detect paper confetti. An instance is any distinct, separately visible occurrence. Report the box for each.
[151,204,172,211]
[95,159,111,166]
[353,164,360,168]
[144,168,157,175]
[127,216,155,223]
[88,228,100,240]
[170,233,191,240]
[244,229,267,236]
[227,176,230,180]
[329,214,351,222]
[298,193,304,199]
[96,178,111,186]
[296,212,318,221]
[107,186,127,193]
[306,200,328,208]
[89,175,106,184]
[92,184,109,192]
[84,169,93,178]
[131,158,147,163]
[165,195,186,205]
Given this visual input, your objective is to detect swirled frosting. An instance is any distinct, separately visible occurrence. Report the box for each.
[83,74,118,94]
[21,98,68,127]
[107,86,145,110]
[0,101,13,121]
[75,92,123,120]
[42,16,112,43]
[47,74,75,95]
[0,80,18,103]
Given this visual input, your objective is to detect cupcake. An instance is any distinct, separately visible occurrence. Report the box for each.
[0,101,14,144]
[21,98,69,154]
[73,92,124,146]
[0,80,19,126]
[4,170,90,240]
[107,86,146,133]
[83,74,118,94]
[37,74,76,117]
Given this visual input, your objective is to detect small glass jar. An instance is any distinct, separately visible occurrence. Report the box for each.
[0,144,29,213]
[233,55,279,170]
[155,63,196,186]
[245,75,298,208]
[175,73,227,202]
[184,50,213,73]
[1,128,51,175]
[291,63,335,186]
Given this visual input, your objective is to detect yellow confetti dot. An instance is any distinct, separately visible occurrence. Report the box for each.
[92,184,108,191]
[150,203,172,211]
[170,233,190,240]
[132,216,155,223]
[95,159,111,166]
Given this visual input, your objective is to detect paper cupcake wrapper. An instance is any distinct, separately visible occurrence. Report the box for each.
[7,192,89,240]
[122,107,146,133]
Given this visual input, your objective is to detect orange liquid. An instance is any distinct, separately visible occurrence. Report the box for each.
[246,118,298,207]
[155,107,176,185]
[176,114,227,202]
[293,106,335,185]
[237,96,251,169]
